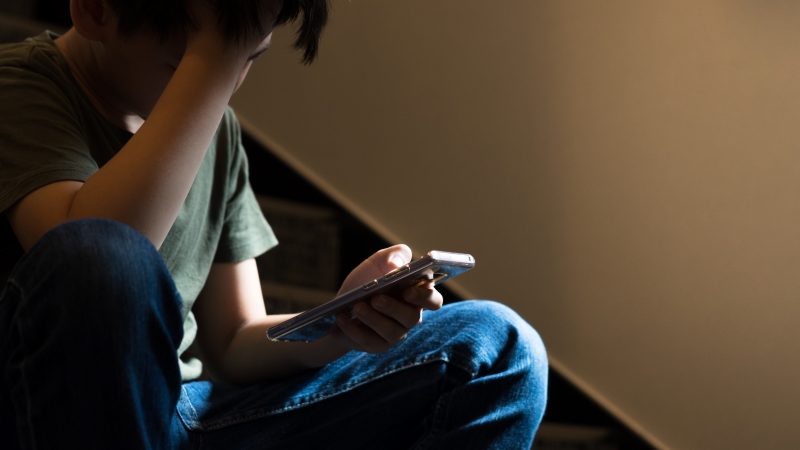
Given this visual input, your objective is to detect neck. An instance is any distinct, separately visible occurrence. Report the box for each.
[55,29,144,134]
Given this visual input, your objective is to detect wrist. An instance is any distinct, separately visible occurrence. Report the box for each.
[184,32,250,70]
[165,51,242,103]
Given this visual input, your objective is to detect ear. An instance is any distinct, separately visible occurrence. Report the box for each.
[70,0,115,42]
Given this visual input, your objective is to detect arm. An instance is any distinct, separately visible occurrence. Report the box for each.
[6,6,266,251]
[192,257,347,382]
[193,245,443,384]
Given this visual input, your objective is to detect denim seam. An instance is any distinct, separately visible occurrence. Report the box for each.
[195,354,465,431]
[411,388,451,450]
[409,349,482,450]
[442,359,475,379]
[192,426,205,450]
[181,385,200,426]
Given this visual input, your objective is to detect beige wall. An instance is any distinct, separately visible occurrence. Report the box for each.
[231,1,800,448]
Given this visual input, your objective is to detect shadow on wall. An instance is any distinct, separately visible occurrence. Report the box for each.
[240,132,655,450]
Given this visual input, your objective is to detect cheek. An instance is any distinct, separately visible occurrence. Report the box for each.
[233,62,253,94]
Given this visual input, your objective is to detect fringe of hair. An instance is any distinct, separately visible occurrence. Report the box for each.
[110,0,329,64]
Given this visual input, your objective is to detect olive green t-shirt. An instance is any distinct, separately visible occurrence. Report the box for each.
[0,32,278,381]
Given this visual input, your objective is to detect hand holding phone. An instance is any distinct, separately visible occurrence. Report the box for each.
[267,249,475,343]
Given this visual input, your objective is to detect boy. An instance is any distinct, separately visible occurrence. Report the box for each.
[0,1,547,448]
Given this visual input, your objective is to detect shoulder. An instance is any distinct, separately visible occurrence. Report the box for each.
[0,36,36,67]
[0,32,64,74]
[212,107,246,161]
[196,107,248,193]
[0,32,78,110]
[219,106,243,142]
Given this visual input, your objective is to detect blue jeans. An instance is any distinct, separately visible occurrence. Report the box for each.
[0,219,547,449]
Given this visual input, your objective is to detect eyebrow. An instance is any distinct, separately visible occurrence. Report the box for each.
[247,40,272,62]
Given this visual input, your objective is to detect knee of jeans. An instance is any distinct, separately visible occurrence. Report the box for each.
[12,219,180,316]
[435,301,548,380]
[35,218,157,274]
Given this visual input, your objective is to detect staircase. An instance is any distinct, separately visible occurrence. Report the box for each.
[242,133,655,450]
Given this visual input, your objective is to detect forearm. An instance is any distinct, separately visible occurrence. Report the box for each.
[193,246,441,385]
[67,51,242,248]
[209,316,350,384]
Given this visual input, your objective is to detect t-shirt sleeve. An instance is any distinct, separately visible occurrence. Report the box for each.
[213,109,278,263]
[0,65,96,213]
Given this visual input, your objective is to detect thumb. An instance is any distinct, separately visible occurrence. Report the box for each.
[376,244,412,273]
[337,244,414,295]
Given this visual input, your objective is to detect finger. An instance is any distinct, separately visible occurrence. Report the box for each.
[370,295,422,329]
[370,295,422,328]
[336,311,391,353]
[337,244,413,295]
[353,301,409,344]
[403,284,444,311]
[369,244,412,275]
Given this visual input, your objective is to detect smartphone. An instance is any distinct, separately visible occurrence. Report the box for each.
[267,251,475,342]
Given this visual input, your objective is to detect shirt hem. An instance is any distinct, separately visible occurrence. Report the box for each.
[0,167,95,213]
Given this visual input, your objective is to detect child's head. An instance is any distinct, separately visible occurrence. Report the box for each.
[106,0,328,64]
[62,0,329,121]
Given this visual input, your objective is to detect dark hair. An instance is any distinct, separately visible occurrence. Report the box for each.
[108,0,329,64]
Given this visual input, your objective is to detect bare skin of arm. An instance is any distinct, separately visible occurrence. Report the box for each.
[6,0,269,250]
[194,245,443,384]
